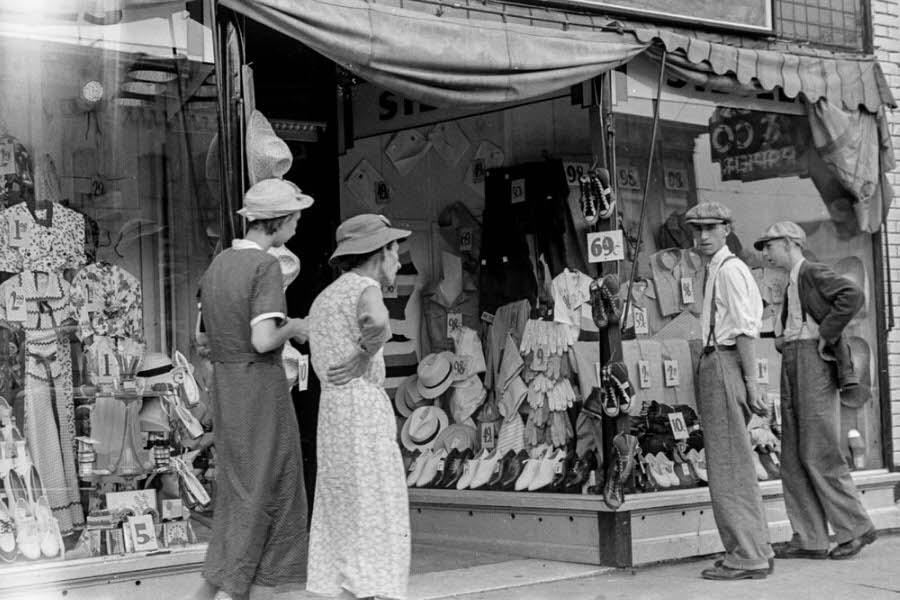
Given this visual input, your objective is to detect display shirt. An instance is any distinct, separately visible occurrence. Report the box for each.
[69,262,144,343]
[0,202,86,274]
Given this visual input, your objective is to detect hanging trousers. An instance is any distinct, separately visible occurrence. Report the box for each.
[696,349,773,570]
[780,339,873,549]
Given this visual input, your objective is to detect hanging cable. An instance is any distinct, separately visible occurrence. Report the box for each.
[620,48,666,332]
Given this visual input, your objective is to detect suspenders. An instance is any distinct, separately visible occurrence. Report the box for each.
[703,256,739,354]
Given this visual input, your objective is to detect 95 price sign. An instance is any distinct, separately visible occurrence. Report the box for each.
[586,230,624,264]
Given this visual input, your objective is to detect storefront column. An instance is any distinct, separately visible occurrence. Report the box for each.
[873,0,900,470]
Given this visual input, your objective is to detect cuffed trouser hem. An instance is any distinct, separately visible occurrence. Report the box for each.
[722,551,774,571]
[834,522,876,546]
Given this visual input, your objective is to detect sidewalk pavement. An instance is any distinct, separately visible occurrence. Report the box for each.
[437,533,900,600]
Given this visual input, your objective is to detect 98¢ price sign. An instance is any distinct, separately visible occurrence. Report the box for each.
[586,230,624,264]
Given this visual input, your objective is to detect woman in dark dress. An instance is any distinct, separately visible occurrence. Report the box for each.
[197,178,313,600]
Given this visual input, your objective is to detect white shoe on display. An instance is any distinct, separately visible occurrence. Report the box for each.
[654,452,681,487]
[415,449,447,488]
[34,496,60,558]
[527,448,565,492]
[643,453,671,488]
[407,450,431,487]
[468,448,500,490]
[14,498,40,561]
[514,446,549,491]
[457,449,487,490]
[687,449,708,482]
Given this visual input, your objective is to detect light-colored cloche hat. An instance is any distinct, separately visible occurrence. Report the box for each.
[329,214,411,265]
[401,406,449,451]
[238,178,314,222]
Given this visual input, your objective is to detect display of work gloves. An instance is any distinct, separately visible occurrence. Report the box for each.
[520,319,572,357]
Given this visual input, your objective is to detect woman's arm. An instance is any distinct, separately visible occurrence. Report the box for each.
[251,317,307,354]
[326,286,390,385]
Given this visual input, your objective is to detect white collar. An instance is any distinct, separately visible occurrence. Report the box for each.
[708,245,734,271]
[232,239,263,251]
[789,257,806,284]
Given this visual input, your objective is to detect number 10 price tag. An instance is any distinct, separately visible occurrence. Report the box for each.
[668,411,689,440]
[297,355,309,392]
[586,230,624,264]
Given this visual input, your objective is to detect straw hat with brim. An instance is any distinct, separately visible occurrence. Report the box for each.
[329,214,411,265]
[417,352,455,399]
[394,374,432,417]
[400,406,449,451]
[137,352,176,388]
[433,423,479,454]
[238,178,314,222]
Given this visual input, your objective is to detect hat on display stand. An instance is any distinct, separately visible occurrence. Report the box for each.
[416,352,456,400]
[394,375,433,417]
[401,406,449,451]
[433,423,479,454]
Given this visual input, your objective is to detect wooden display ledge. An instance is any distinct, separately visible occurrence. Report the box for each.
[408,470,900,567]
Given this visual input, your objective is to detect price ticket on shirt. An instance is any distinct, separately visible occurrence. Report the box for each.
[8,215,31,248]
[663,360,680,387]
[446,312,463,336]
[586,230,624,264]
[297,355,309,392]
[633,306,649,335]
[458,228,473,252]
[5,287,26,322]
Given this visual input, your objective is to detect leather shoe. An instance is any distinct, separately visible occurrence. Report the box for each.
[829,529,877,560]
[487,450,516,489]
[774,545,828,560]
[441,449,472,489]
[701,564,768,580]
[498,450,529,491]
[715,557,774,574]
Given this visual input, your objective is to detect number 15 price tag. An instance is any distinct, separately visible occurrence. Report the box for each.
[586,230,624,264]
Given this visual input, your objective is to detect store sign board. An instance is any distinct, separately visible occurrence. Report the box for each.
[708,107,811,183]
[551,0,772,33]
[352,84,565,139]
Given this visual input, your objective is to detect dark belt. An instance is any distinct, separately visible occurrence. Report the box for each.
[702,344,737,355]
[211,351,279,364]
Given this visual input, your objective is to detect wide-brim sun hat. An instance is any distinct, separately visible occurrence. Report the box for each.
[329,214,411,265]
[394,374,432,417]
[237,178,314,222]
[417,351,456,399]
[433,423,479,454]
[400,406,449,451]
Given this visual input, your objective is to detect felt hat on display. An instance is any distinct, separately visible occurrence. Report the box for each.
[433,423,479,454]
[394,375,432,417]
[238,179,314,221]
[137,352,176,388]
[684,201,733,225]
[753,221,808,251]
[329,214,412,265]
[841,336,872,408]
[401,406,449,451]
[416,352,456,399]
[449,375,487,423]
[246,110,293,185]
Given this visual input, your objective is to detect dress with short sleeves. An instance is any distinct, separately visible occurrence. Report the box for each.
[307,271,410,599]
[199,244,308,597]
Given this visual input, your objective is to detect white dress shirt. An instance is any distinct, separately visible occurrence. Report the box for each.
[783,258,820,341]
[700,246,763,347]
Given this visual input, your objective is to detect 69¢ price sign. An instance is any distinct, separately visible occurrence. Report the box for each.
[586,230,624,264]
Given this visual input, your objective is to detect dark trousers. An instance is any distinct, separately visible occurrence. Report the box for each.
[780,340,873,549]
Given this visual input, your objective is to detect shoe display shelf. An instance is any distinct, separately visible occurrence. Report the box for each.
[407,469,900,567]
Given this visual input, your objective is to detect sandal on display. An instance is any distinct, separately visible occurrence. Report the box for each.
[13,498,41,560]
[34,496,60,558]
[22,465,45,512]
[848,429,866,470]
[654,452,680,487]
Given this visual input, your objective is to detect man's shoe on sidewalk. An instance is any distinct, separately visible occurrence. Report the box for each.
[774,546,829,560]
[714,557,775,574]
[701,564,768,580]
[830,529,877,560]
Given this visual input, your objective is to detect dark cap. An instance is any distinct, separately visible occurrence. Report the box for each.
[684,202,733,225]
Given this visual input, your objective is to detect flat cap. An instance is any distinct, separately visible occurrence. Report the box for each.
[753,221,807,251]
[684,202,732,225]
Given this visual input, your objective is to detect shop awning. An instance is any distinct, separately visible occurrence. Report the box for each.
[222,0,895,112]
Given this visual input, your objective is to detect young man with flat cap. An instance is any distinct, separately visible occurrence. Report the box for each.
[688,201,774,580]
[757,221,876,561]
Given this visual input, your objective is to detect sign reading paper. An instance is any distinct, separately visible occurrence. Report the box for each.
[587,230,624,263]
[560,0,772,33]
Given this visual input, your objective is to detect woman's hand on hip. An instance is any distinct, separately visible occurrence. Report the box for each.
[327,351,370,385]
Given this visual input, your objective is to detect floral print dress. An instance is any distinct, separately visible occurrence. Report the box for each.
[307,272,410,599]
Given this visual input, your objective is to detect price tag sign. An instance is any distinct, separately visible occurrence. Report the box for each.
[772,394,782,427]
[458,227,473,252]
[8,216,30,248]
[0,142,15,176]
[451,355,469,380]
[668,411,689,440]
[84,287,102,313]
[480,311,495,324]
[374,180,391,205]
[126,514,159,552]
[756,358,769,384]
[297,355,309,392]
[382,282,398,299]
[664,167,690,191]
[681,278,695,304]
[637,360,652,389]
[616,165,641,190]
[446,312,463,336]
[563,161,589,187]
[663,360,680,387]
[510,178,526,204]
[633,306,649,335]
[531,348,548,372]
[586,230,624,264]
[5,287,26,322]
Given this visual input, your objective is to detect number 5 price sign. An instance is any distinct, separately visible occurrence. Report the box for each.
[586,230,624,264]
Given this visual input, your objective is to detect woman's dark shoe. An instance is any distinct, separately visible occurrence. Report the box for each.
[487,450,516,490]
[427,449,459,488]
[441,448,473,489]
[561,450,598,493]
[498,450,530,491]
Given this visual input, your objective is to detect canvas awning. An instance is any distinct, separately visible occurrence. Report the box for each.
[222,0,895,112]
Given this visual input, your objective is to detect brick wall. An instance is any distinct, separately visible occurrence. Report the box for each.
[872,0,900,469]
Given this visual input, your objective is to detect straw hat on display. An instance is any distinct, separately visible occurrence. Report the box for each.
[329,214,411,265]
[394,375,432,417]
[137,352,176,389]
[246,109,293,185]
[400,406,449,451]
[433,423,479,454]
[416,352,456,400]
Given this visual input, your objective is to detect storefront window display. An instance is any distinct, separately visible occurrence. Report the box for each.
[0,7,220,568]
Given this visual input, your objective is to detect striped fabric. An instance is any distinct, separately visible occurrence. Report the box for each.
[383,250,420,401]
